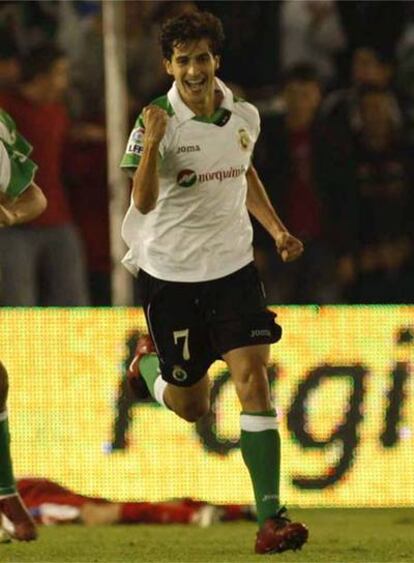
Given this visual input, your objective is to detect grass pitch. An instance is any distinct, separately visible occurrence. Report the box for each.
[1,508,413,562]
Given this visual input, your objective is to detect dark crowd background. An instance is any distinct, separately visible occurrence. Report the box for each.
[1,0,414,306]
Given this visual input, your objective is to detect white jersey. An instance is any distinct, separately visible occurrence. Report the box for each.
[120,78,260,282]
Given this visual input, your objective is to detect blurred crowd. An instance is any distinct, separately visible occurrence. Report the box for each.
[1,0,414,306]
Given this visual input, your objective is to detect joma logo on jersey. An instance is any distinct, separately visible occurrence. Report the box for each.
[177,145,201,154]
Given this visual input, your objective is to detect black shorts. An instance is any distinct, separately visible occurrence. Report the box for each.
[136,262,282,387]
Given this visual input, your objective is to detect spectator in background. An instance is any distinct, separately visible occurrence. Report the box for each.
[280,0,346,89]
[335,1,407,76]
[326,86,414,303]
[0,44,90,306]
[254,63,339,304]
[0,35,20,92]
[64,135,111,305]
[0,1,59,54]
[321,46,402,133]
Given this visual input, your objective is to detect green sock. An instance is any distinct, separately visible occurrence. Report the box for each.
[0,412,17,496]
[240,409,280,527]
[139,355,161,399]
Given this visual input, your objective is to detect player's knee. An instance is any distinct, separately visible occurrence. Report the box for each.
[176,399,210,423]
[0,362,9,406]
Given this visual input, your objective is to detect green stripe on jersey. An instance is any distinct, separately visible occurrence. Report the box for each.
[150,95,175,117]
[0,143,38,198]
[0,109,33,156]
[120,96,174,171]
[192,107,231,125]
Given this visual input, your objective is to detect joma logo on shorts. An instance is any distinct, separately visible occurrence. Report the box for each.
[177,145,201,154]
[251,329,271,338]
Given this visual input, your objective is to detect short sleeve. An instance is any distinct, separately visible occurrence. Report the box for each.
[0,141,38,198]
[0,109,33,157]
[120,110,168,173]
[120,113,145,171]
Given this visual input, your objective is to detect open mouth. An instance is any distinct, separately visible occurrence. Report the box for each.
[185,78,206,93]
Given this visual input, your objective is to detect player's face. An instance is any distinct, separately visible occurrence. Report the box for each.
[164,39,220,110]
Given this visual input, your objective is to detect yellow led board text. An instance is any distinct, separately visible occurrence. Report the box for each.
[1,306,413,507]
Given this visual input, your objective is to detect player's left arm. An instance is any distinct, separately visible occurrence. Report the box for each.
[0,182,47,227]
[245,165,303,262]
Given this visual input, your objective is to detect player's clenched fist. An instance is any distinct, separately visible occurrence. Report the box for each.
[275,231,304,262]
[142,105,168,144]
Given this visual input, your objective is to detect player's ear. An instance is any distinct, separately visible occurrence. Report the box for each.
[164,59,174,76]
[214,55,220,72]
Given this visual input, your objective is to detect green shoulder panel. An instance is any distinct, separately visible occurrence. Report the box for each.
[1,142,38,198]
[0,108,32,156]
[150,94,175,117]
[120,113,144,170]
[0,109,16,141]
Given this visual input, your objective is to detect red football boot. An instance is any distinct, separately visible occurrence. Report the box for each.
[0,494,37,541]
[127,334,156,400]
[255,507,308,554]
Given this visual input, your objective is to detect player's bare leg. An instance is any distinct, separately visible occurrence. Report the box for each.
[224,345,308,554]
[163,375,210,422]
[0,362,37,541]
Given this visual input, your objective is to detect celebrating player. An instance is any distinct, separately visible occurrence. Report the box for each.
[0,107,47,541]
[120,11,307,554]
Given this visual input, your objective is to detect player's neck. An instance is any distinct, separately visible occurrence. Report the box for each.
[187,88,222,117]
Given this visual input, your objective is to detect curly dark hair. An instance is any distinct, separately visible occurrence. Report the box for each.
[160,11,225,60]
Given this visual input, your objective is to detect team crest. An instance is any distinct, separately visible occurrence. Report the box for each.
[238,128,250,150]
[172,365,188,382]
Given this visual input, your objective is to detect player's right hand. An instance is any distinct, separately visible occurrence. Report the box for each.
[142,105,168,144]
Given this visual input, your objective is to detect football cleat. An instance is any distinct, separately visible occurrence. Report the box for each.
[255,507,308,554]
[127,334,156,400]
[0,494,37,541]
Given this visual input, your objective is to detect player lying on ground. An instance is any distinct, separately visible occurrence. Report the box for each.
[0,108,47,541]
[120,10,308,555]
[0,477,255,532]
